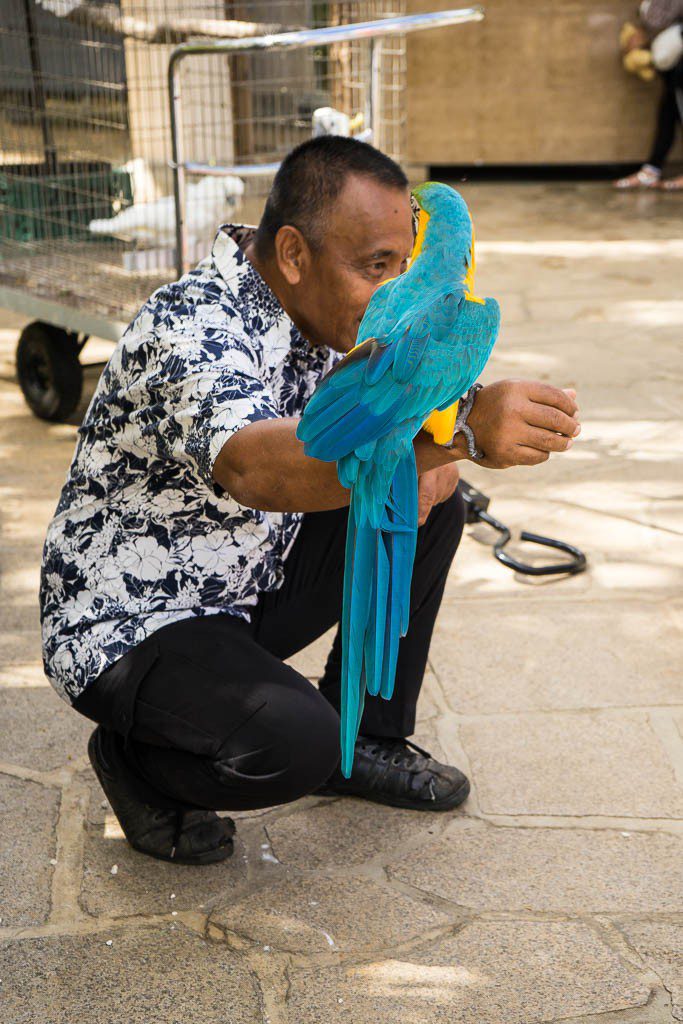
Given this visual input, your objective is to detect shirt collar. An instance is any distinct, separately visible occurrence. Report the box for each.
[211,223,311,356]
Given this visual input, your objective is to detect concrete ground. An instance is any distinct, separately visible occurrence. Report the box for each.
[1,182,682,1023]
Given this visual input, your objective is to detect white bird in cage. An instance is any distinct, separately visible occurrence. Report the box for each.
[313,107,352,137]
[88,175,245,248]
[312,107,372,143]
[35,0,82,14]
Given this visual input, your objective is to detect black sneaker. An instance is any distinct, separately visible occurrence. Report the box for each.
[88,727,235,865]
[320,735,470,811]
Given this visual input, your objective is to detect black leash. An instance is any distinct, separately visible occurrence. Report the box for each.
[459,481,587,577]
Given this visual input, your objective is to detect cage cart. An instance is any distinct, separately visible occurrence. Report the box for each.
[0,2,483,421]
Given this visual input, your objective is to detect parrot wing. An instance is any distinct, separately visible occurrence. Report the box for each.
[296,292,500,462]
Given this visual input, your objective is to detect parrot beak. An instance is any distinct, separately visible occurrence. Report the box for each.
[409,193,421,240]
[408,206,430,269]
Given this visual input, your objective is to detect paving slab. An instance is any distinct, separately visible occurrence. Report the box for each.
[80,820,250,919]
[495,261,677,306]
[0,687,91,771]
[468,451,683,537]
[431,602,681,713]
[0,602,42,636]
[478,319,682,430]
[619,921,683,1022]
[446,499,683,604]
[285,920,651,1024]
[214,873,452,954]
[267,799,440,871]
[460,710,683,817]
[0,775,58,927]
[541,475,683,539]
[0,923,261,1024]
[388,820,683,913]
[1,630,45,671]
[0,545,42,602]
[460,434,680,505]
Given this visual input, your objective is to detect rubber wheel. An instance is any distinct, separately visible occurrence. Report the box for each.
[16,321,83,422]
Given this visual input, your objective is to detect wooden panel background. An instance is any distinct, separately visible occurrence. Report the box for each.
[406,0,682,166]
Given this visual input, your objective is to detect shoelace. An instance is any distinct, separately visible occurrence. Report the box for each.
[359,736,433,771]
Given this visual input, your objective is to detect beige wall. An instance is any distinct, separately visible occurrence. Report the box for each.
[406,0,682,166]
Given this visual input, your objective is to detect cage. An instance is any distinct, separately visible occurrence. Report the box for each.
[0,1,482,420]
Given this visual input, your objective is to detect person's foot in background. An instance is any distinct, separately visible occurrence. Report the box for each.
[661,174,683,191]
[613,163,662,188]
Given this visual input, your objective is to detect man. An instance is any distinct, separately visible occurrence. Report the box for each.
[40,137,580,865]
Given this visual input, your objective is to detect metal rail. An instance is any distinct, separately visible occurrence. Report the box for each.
[0,285,127,344]
[168,7,485,276]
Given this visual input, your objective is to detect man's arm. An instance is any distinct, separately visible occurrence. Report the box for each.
[213,416,468,512]
[212,379,580,513]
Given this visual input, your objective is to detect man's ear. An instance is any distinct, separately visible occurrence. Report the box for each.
[273,225,311,286]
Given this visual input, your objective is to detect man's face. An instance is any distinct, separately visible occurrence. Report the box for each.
[293,175,414,353]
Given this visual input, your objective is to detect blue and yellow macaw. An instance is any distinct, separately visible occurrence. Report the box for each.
[297,183,500,776]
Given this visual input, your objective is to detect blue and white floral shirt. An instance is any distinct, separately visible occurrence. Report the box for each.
[40,225,341,704]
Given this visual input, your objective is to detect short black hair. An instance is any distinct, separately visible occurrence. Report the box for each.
[254,136,408,255]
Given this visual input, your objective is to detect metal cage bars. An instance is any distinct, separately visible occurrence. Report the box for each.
[168,6,484,276]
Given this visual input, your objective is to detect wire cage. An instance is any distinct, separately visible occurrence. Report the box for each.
[0,1,410,323]
[0,2,482,419]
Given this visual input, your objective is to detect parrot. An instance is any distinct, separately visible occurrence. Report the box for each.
[296,182,500,777]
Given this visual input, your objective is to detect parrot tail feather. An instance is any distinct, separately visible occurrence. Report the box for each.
[340,449,418,776]
[340,495,373,777]
[379,450,418,699]
[364,528,390,698]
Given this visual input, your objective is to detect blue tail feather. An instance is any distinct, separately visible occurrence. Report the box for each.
[340,448,418,776]
[341,500,374,776]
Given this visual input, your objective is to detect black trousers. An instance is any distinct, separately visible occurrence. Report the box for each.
[75,489,465,813]
[648,58,683,169]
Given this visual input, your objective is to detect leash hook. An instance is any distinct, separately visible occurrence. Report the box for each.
[460,481,587,577]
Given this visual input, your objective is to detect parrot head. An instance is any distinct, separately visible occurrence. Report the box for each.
[410,182,480,302]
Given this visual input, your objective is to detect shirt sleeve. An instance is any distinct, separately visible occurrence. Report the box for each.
[146,348,279,495]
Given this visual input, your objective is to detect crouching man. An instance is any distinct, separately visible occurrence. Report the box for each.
[40,137,580,864]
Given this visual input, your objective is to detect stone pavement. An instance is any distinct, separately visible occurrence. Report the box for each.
[1,183,682,1023]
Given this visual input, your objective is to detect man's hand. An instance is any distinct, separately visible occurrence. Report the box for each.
[467,380,580,469]
[418,462,460,526]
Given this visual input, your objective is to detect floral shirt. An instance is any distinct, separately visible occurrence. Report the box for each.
[39,225,341,704]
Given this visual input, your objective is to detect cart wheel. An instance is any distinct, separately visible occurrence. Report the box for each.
[16,322,83,422]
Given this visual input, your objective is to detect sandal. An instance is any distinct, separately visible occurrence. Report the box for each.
[661,175,683,191]
[613,164,661,189]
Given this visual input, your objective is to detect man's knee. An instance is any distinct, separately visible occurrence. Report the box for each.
[283,689,340,796]
[213,681,340,804]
